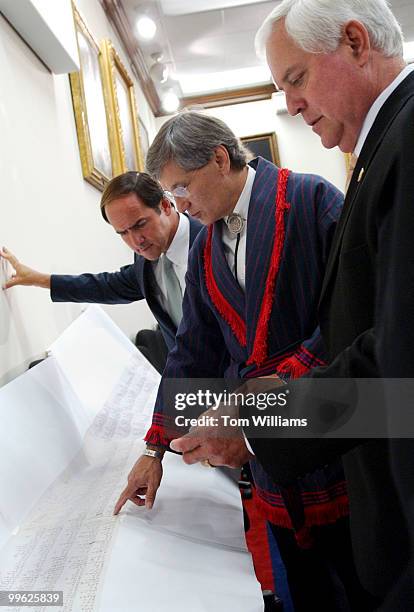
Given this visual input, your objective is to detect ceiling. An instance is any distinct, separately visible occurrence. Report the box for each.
[121,0,276,102]
[118,0,414,113]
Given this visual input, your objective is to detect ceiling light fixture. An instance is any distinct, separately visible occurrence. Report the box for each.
[162,90,180,114]
[149,52,169,84]
[177,65,271,96]
[160,0,264,16]
[136,16,157,40]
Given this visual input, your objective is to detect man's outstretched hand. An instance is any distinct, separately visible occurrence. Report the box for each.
[0,247,50,289]
[114,454,163,515]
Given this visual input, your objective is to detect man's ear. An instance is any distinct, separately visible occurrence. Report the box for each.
[214,145,231,174]
[343,20,371,65]
[160,196,173,215]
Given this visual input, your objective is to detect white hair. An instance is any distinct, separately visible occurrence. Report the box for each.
[255,0,404,59]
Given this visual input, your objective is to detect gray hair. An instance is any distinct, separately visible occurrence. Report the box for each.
[255,0,404,59]
[146,111,249,179]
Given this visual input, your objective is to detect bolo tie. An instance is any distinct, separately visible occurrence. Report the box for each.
[226,213,246,286]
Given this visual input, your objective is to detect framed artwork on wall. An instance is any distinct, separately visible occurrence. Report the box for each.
[100,40,144,175]
[138,117,150,169]
[69,6,113,191]
[241,132,280,166]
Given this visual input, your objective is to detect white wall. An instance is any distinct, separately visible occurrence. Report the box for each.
[0,1,348,386]
[0,0,157,386]
[155,97,347,192]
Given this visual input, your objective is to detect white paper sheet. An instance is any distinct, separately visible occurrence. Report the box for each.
[0,306,263,611]
[0,357,87,548]
[47,305,145,422]
[0,352,158,611]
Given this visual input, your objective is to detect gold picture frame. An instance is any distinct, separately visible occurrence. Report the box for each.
[100,40,144,175]
[69,6,113,190]
[138,116,150,169]
[241,132,280,166]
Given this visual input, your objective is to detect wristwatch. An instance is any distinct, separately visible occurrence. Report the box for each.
[144,447,164,460]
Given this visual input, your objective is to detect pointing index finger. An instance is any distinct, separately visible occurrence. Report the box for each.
[113,486,132,515]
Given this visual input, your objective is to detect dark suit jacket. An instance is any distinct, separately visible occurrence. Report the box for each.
[50,215,203,351]
[249,72,414,604]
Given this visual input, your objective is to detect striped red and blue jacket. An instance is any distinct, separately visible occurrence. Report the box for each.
[145,156,348,546]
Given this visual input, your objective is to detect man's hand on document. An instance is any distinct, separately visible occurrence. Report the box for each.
[170,406,253,468]
[169,376,282,467]
[171,433,253,468]
[113,451,164,514]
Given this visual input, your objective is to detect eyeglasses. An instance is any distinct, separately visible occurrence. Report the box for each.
[170,185,190,199]
[168,167,199,199]
[164,164,208,200]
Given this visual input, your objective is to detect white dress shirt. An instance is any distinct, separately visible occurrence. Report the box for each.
[153,212,189,318]
[354,64,414,156]
[221,165,256,291]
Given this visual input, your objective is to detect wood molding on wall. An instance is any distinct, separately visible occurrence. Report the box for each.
[100,0,162,116]
[181,83,276,111]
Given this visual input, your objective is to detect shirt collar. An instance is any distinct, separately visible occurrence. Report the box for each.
[224,165,256,224]
[165,212,189,268]
[354,64,414,156]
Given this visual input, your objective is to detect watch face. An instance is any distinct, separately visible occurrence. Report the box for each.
[227,213,245,235]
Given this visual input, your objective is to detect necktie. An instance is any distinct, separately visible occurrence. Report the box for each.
[345,153,358,193]
[161,254,183,327]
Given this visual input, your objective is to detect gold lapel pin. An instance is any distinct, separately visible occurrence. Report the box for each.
[357,168,365,183]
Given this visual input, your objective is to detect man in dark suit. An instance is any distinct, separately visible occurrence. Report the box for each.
[0,172,203,371]
[172,1,414,608]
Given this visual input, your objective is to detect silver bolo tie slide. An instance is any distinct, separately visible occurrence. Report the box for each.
[226,213,245,235]
[225,213,246,285]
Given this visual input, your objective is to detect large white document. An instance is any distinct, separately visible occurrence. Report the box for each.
[0,306,263,611]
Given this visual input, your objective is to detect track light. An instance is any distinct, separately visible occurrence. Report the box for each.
[136,16,156,40]
[162,90,180,114]
[149,52,169,84]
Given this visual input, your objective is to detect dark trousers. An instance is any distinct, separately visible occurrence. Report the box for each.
[135,328,169,374]
[269,518,379,612]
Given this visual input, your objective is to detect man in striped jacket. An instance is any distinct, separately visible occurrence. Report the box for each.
[114,112,373,610]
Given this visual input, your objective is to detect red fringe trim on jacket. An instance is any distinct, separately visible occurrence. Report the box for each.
[247,168,291,366]
[255,494,350,549]
[144,424,176,449]
[276,354,311,379]
[204,225,247,347]
[204,168,291,365]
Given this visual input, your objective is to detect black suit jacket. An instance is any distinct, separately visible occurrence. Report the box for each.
[51,215,203,351]
[249,71,414,603]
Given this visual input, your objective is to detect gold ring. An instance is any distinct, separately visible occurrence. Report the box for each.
[201,459,215,468]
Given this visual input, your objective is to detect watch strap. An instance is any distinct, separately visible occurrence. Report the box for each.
[144,447,164,460]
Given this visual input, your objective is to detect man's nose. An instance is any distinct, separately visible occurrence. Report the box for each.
[174,197,189,213]
[285,92,305,117]
[129,231,145,249]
